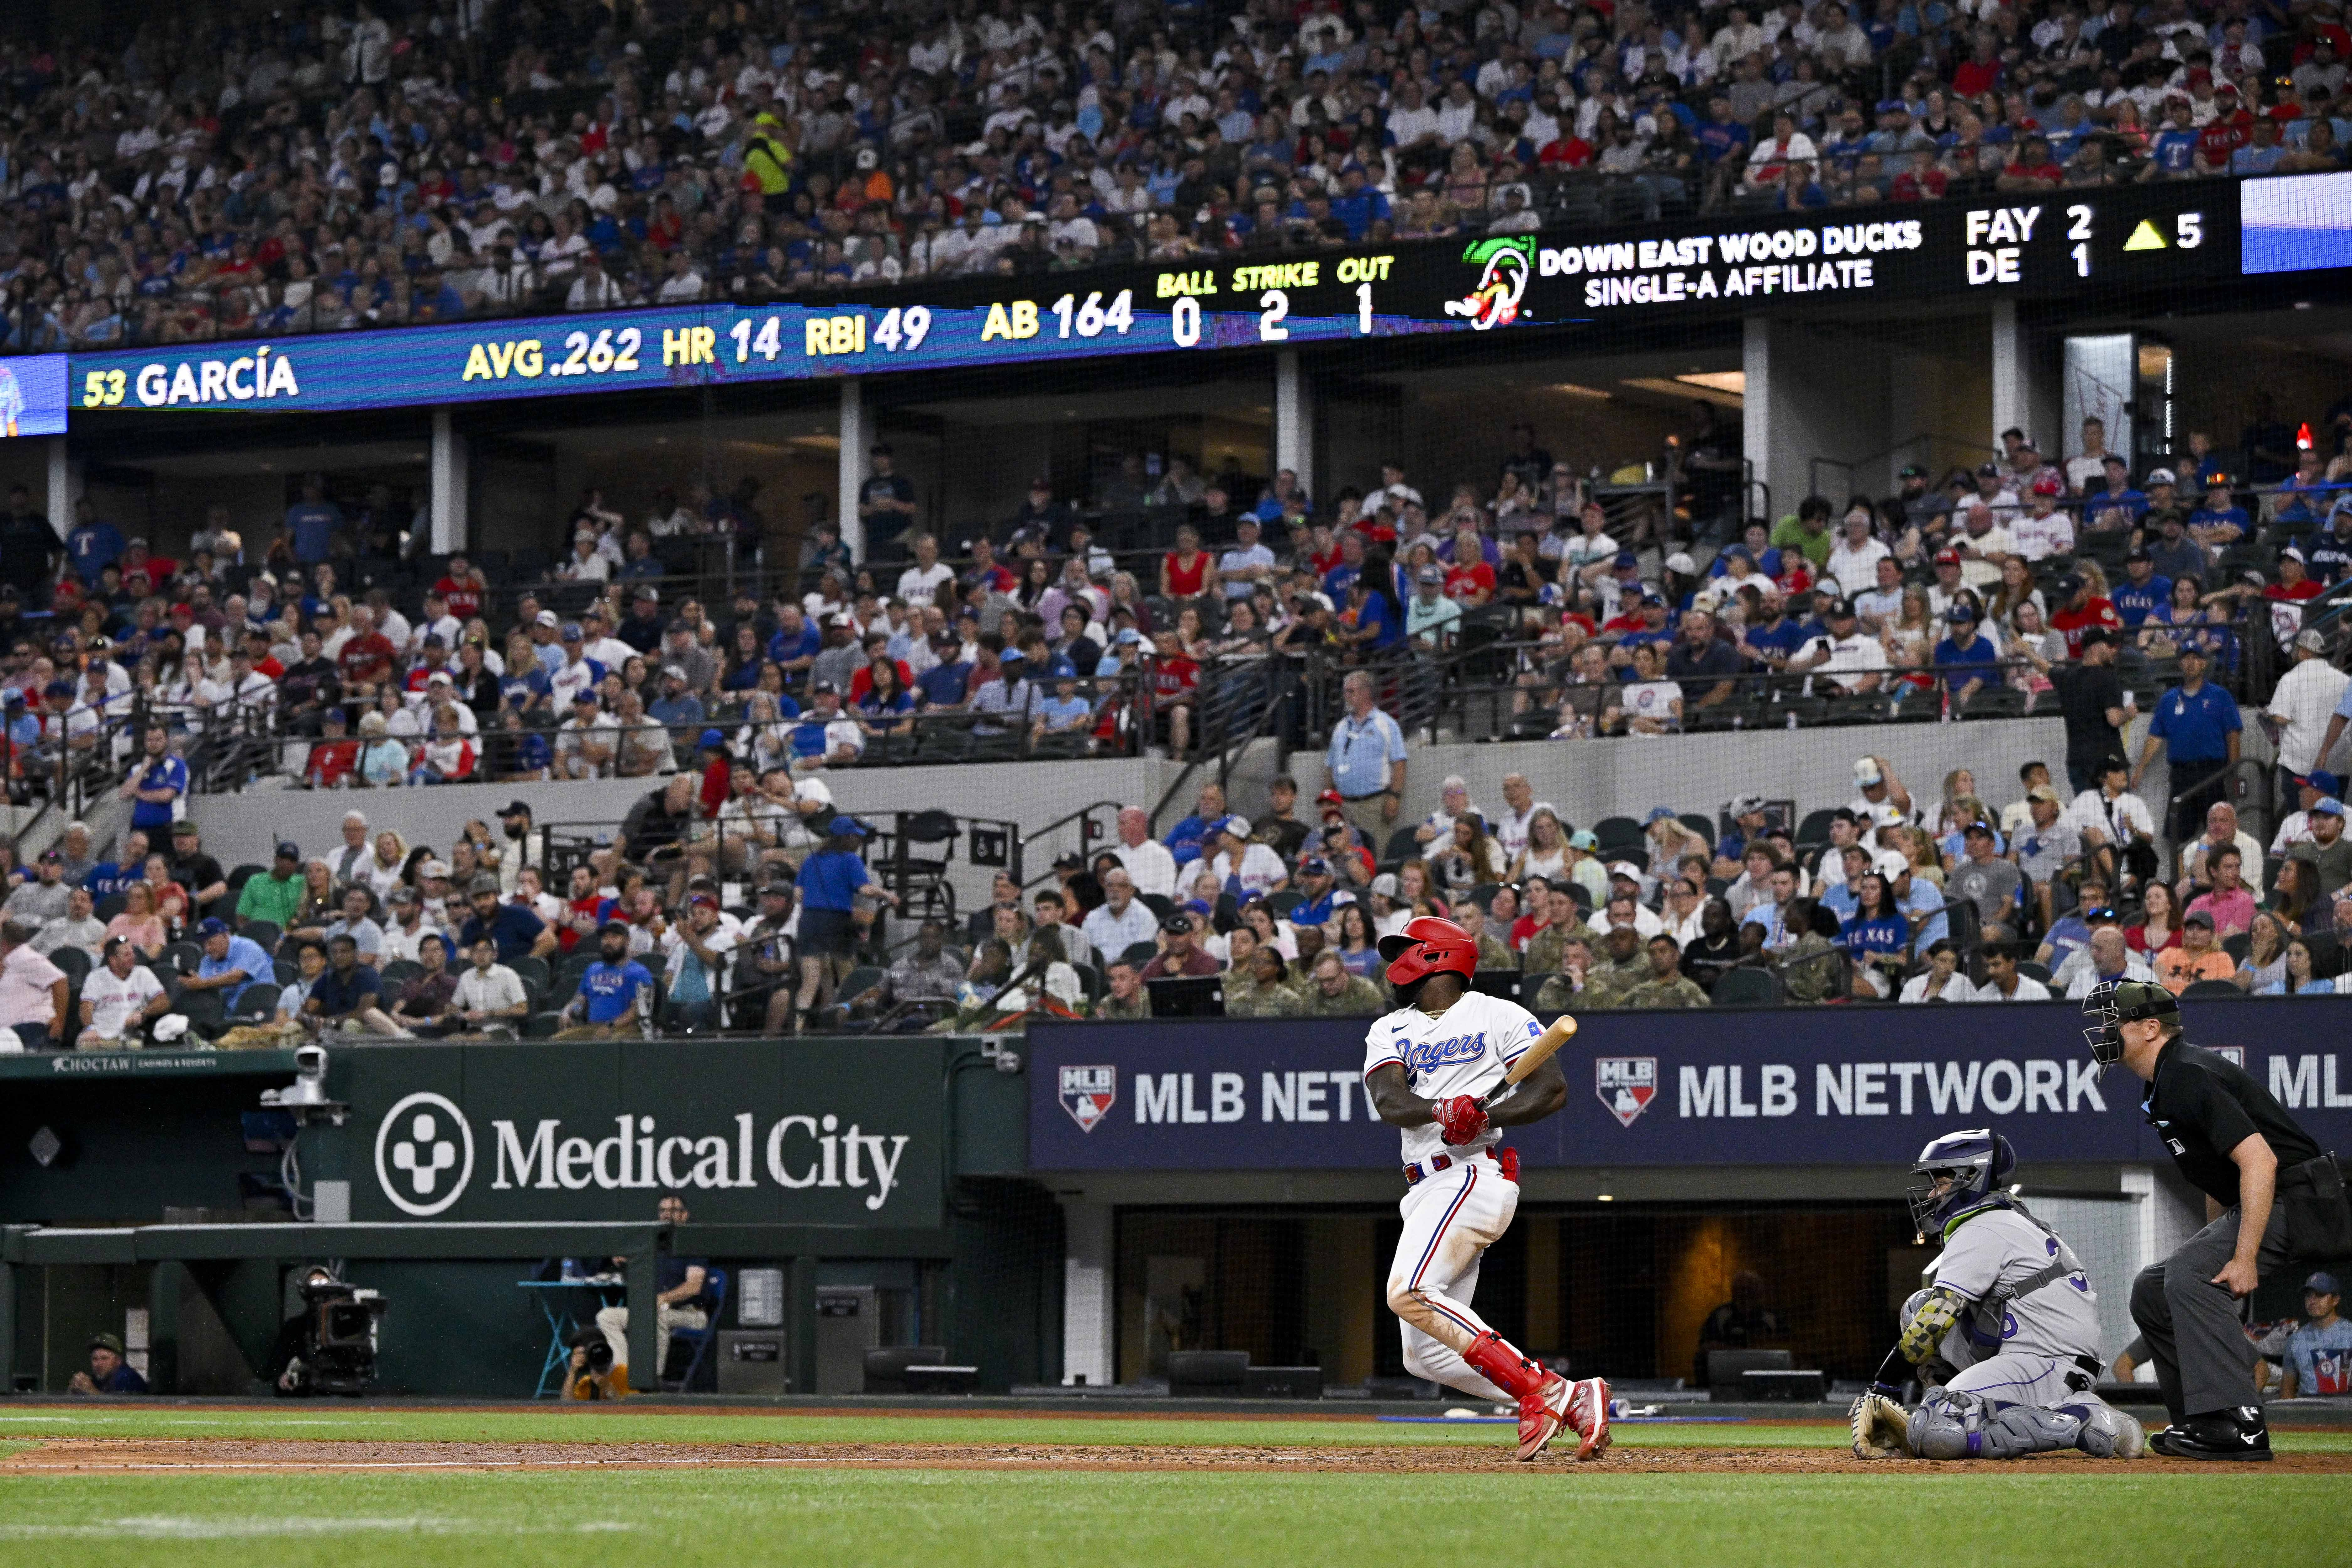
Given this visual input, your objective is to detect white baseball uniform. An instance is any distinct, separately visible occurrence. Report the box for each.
[1364,991,1546,1400]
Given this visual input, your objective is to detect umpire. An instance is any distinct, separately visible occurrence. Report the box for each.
[2084,981,2351,1459]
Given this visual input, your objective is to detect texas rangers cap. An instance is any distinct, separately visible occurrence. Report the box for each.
[197,916,230,937]
[559,621,583,641]
[1643,806,1679,825]
[2031,472,2065,497]
[2307,1271,2342,1294]
[274,840,301,860]
[535,609,560,628]
[1826,597,1857,618]
[1160,911,1195,933]
[1217,814,1252,837]
[2309,770,2344,796]
[499,800,532,817]
[1934,547,1961,566]
[1727,793,1767,816]
[2315,797,2346,819]
[2147,467,2177,486]
[1299,856,1330,876]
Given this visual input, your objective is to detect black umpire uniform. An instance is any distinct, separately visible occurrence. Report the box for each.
[2102,980,2345,1457]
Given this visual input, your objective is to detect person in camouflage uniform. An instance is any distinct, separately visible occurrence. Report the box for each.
[1624,933,1711,1008]
[1531,936,1594,1014]
[1521,881,1601,979]
[1775,899,1843,1003]
[1579,922,1652,1008]
[1299,950,1388,1015]
[1096,958,1151,1020]
[1227,945,1304,1016]
[1448,897,1517,971]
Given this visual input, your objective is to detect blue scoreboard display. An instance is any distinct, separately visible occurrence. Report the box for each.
[35,177,2338,423]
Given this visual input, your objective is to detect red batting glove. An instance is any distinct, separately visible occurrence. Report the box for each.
[1434,1094,1489,1147]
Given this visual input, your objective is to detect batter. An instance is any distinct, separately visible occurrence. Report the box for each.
[1362,915,1606,1461]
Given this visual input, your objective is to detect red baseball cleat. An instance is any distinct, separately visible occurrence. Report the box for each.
[1517,1372,1573,1461]
[1565,1377,1612,1460]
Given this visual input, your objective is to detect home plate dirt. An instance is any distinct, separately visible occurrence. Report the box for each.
[8,1439,2350,1475]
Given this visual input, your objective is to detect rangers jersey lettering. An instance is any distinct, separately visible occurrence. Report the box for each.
[1363,992,1543,1164]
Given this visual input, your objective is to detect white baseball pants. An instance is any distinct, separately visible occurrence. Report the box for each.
[1385,1153,1518,1401]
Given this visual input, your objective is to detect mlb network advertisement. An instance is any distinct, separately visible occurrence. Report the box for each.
[46,181,2278,422]
[1027,1000,2352,1171]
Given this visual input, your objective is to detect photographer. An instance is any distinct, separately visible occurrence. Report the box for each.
[267,1265,384,1396]
[570,1194,709,1397]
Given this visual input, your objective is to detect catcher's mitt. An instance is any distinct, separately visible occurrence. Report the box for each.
[1849,1391,1910,1460]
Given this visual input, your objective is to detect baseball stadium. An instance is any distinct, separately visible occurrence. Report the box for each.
[3,0,2352,1559]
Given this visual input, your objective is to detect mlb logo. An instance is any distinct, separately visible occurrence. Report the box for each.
[1060,1065,1117,1132]
[1595,1057,1658,1128]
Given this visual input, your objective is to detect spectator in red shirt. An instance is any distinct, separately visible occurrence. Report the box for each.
[303,708,359,788]
[1997,135,2065,188]
[242,627,285,681]
[2049,572,2123,656]
[1443,526,1496,604]
[336,604,397,697]
[433,554,486,620]
[1952,33,2003,97]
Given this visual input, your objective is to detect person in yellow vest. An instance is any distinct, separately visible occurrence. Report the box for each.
[742,113,794,212]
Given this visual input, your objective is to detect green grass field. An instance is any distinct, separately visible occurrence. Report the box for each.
[0,1406,2344,1567]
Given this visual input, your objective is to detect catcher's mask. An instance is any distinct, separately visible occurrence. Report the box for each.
[1906,1127,2016,1240]
[2079,979,2177,1068]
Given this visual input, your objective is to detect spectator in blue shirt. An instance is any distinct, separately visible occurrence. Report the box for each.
[647,665,706,729]
[1837,871,1911,996]
[1325,670,1410,844]
[116,724,187,836]
[83,830,152,901]
[794,816,900,1021]
[1932,603,2002,708]
[2278,1272,2352,1398]
[307,933,408,1036]
[1031,675,1094,742]
[1165,783,1228,870]
[182,916,273,1013]
[915,635,973,707]
[2080,456,2145,530]
[65,498,124,580]
[2187,478,2250,549]
[458,874,556,962]
[2110,550,2171,627]
[2133,642,2240,845]
[557,922,655,1039]
[283,477,345,564]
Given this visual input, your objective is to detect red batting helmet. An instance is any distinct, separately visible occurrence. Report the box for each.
[1377,915,1479,990]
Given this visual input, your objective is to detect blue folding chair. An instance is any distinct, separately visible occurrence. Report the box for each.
[661,1267,727,1391]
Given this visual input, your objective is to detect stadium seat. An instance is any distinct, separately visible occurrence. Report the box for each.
[1711,968,1782,1006]
[1120,942,1160,969]
[239,921,282,953]
[230,983,281,1023]
[523,1012,564,1037]
[94,893,127,922]
[659,1268,727,1392]
[509,954,553,995]
[1678,814,1716,848]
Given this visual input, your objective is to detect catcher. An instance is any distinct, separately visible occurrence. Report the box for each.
[1850,1128,2145,1461]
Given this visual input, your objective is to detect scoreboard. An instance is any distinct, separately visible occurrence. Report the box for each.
[52,176,2335,422]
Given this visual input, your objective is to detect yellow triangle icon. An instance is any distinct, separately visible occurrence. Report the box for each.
[2123,220,2167,252]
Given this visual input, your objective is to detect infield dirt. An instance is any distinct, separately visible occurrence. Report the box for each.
[8,1438,2350,1475]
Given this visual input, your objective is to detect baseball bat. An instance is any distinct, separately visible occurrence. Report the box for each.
[1482,1014,1578,1108]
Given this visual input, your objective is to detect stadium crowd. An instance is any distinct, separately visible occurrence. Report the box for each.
[1,374,2350,1036]
[5,0,2352,346]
